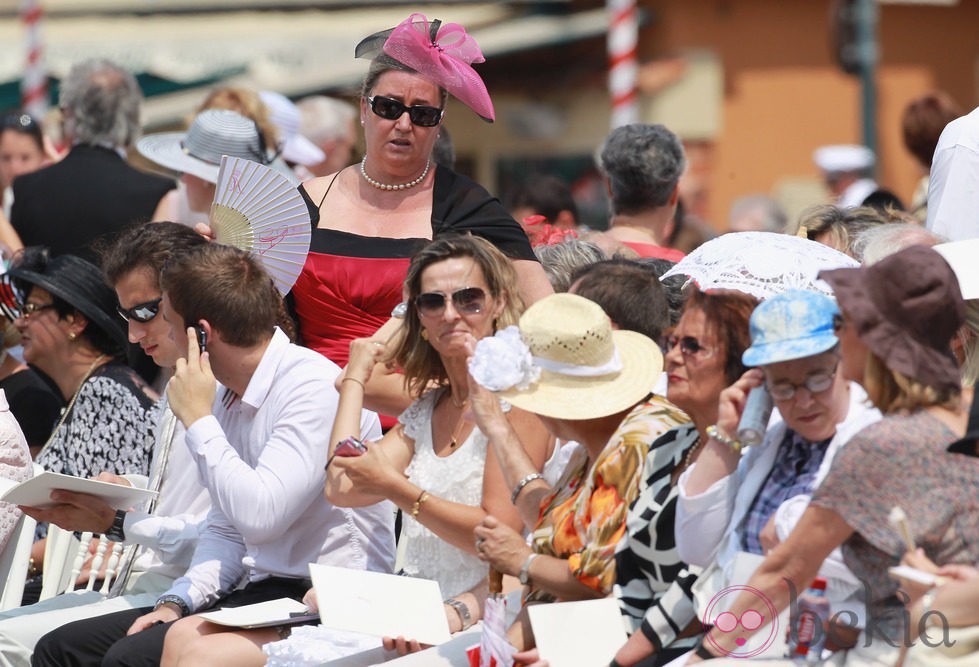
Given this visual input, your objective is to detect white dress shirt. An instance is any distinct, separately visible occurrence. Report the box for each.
[927,105,979,242]
[122,400,211,583]
[164,329,394,612]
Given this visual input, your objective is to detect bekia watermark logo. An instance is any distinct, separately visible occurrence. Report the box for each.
[702,585,779,658]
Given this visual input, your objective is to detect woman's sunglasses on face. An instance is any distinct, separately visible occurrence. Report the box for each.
[665,334,714,358]
[367,96,444,128]
[117,297,163,323]
[414,287,486,318]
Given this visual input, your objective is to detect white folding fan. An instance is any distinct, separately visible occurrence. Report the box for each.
[210,156,311,294]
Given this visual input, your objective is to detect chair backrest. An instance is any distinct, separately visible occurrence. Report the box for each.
[0,512,38,611]
[40,524,132,601]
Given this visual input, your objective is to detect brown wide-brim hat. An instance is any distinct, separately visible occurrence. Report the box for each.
[818,245,963,392]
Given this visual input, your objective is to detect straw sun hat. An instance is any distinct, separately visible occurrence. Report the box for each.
[469,293,663,420]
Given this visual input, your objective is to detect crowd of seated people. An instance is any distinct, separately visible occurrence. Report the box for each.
[0,12,977,667]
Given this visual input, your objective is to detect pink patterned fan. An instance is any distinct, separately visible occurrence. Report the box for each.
[210,156,311,294]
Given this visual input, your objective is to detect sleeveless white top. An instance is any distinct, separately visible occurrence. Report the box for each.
[399,387,500,598]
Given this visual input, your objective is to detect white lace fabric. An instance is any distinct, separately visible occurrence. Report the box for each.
[399,388,502,598]
[660,231,859,300]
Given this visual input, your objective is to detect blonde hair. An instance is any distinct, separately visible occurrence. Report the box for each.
[863,353,960,414]
[196,87,279,148]
[397,235,523,398]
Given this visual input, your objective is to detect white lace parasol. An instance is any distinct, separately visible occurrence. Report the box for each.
[660,231,859,300]
[210,156,311,295]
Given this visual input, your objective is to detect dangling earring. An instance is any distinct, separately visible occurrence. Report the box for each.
[421,330,429,341]
[492,318,498,333]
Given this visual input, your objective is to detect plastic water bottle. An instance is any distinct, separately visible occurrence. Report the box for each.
[788,577,830,663]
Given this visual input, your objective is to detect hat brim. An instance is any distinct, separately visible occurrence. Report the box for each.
[742,332,840,367]
[819,266,961,391]
[281,134,325,167]
[499,330,663,420]
[137,132,220,183]
[9,266,127,348]
[934,239,979,301]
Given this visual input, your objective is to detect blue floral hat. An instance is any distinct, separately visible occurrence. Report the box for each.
[741,289,839,367]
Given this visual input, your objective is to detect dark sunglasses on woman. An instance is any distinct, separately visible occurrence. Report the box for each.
[665,334,713,358]
[367,95,444,128]
[414,287,486,318]
[117,297,163,323]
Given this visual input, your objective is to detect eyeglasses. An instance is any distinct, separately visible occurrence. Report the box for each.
[19,302,56,319]
[367,96,444,128]
[666,334,714,358]
[415,287,486,318]
[116,297,162,323]
[832,313,847,332]
[767,367,837,401]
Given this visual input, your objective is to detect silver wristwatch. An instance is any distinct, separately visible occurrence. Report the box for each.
[445,597,473,631]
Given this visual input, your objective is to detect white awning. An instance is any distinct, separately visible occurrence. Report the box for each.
[0,4,608,126]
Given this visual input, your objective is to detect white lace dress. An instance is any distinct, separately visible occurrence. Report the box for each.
[399,387,492,598]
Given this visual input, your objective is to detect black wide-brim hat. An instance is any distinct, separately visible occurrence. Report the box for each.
[9,252,127,348]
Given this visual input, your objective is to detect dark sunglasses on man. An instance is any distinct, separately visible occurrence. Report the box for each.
[117,297,162,323]
[367,95,444,127]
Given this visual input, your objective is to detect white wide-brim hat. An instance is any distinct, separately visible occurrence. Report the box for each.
[491,294,663,420]
[259,90,325,167]
[934,238,979,301]
[137,109,269,183]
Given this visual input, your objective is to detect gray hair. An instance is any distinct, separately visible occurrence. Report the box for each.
[296,95,357,145]
[852,222,943,265]
[728,194,788,234]
[534,239,607,293]
[60,59,142,147]
[599,123,686,215]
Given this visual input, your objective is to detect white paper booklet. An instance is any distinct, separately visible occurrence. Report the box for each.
[198,598,319,629]
[309,564,451,646]
[0,472,156,509]
[529,598,628,667]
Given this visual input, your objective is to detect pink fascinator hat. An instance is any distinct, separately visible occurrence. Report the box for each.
[355,13,495,123]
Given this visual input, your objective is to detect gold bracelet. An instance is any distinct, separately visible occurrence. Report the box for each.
[341,377,366,390]
[411,489,429,517]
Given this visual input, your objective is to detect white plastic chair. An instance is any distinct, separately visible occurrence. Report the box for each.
[0,512,38,610]
[39,524,133,601]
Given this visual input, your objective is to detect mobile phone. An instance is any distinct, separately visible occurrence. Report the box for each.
[737,385,775,447]
[195,324,207,352]
[324,436,368,471]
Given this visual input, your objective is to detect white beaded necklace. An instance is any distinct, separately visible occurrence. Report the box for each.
[360,155,431,191]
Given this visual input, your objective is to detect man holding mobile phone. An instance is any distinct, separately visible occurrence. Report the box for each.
[34,243,395,666]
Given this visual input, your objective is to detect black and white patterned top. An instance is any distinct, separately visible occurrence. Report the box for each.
[614,422,702,655]
[36,361,157,483]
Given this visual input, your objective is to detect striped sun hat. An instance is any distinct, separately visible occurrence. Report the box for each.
[136,109,271,183]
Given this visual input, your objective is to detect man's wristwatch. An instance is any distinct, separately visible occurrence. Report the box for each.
[105,509,127,542]
[155,595,191,617]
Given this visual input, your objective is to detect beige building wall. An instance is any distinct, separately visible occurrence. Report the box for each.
[452,0,979,232]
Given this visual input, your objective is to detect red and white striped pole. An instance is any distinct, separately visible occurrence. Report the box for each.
[607,0,639,129]
[20,0,48,119]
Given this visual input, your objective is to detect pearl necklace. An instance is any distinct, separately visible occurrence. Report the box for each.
[360,155,430,191]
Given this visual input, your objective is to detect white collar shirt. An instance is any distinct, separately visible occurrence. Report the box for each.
[163,329,393,612]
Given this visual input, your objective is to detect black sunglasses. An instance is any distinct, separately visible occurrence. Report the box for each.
[415,287,486,318]
[367,96,444,128]
[117,297,163,323]
[666,334,714,358]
